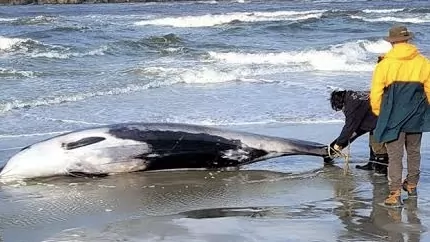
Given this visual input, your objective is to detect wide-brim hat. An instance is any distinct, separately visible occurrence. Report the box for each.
[383,25,414,43]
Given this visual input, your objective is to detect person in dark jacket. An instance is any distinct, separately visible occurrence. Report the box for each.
[328,89,388,175]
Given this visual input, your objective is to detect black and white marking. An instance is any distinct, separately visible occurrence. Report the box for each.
[0,122,329,181]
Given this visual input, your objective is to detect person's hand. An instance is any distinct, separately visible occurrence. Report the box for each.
[333,144,343,152]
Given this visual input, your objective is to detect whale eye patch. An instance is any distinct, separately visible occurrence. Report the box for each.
[62,137,106,150]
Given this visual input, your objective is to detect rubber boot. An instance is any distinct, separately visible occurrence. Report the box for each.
[323,157,334,166]
[374,154,388,176]
[356,148,375,170]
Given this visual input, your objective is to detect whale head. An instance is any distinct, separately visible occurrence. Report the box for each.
[0,127,150,182]
[0,138,71,181]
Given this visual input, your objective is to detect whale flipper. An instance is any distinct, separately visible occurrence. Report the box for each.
[62,137,106,150]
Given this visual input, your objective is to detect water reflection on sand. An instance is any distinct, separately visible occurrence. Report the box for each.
[0,164,429,242]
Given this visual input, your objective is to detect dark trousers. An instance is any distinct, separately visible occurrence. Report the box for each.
[385,132,422,191]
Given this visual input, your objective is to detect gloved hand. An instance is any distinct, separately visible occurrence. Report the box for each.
[323,141,341,163]
[333,144,343,152]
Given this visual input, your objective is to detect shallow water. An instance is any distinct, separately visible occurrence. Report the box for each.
[1,0,430,241]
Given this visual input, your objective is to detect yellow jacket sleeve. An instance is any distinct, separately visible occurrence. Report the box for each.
[370,64,386,116]
[424,59,430,103]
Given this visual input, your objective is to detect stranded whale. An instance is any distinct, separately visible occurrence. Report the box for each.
[0,122,331,181]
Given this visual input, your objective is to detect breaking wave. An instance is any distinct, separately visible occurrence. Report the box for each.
[0,38,391,114]
[0,36,34,51]
[362,9,405,14]
[136,65,267,84]
[0,81,164,114]
[11,15,57,25]
[351,15,430,24]
[29,46,107,59]
[135,10,325,27]
[0,64,271,114]
[0,68,37,78]
[133,8,430,28]
[208,39,391,72]
[0,35,107,59]
[0,17,18,22]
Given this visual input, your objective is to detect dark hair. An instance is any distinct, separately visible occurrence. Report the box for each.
[330,90,346,111]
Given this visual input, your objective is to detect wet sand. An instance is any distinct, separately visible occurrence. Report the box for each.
[1,123,430,242]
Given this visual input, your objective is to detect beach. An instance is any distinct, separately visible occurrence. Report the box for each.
[1,0,430,241]
[1,123,430,241]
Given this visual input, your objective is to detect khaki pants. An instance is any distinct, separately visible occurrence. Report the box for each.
[385,132,422,191]
[348,131,387,156]
[369,133,387,155]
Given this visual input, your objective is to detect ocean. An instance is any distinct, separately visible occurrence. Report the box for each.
[1,0,430,241]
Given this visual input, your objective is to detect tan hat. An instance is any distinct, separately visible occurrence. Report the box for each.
[384,25,413,43]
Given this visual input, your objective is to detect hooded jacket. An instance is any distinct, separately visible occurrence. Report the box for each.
[334,91,377,147]
[370,43,430,143]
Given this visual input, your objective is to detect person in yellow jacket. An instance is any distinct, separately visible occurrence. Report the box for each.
[370,25,430,207]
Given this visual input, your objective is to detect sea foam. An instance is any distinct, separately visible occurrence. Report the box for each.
[135,10,325,27]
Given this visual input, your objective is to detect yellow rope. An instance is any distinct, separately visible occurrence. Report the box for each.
[327,141,351,176]
[343,141,351,176]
